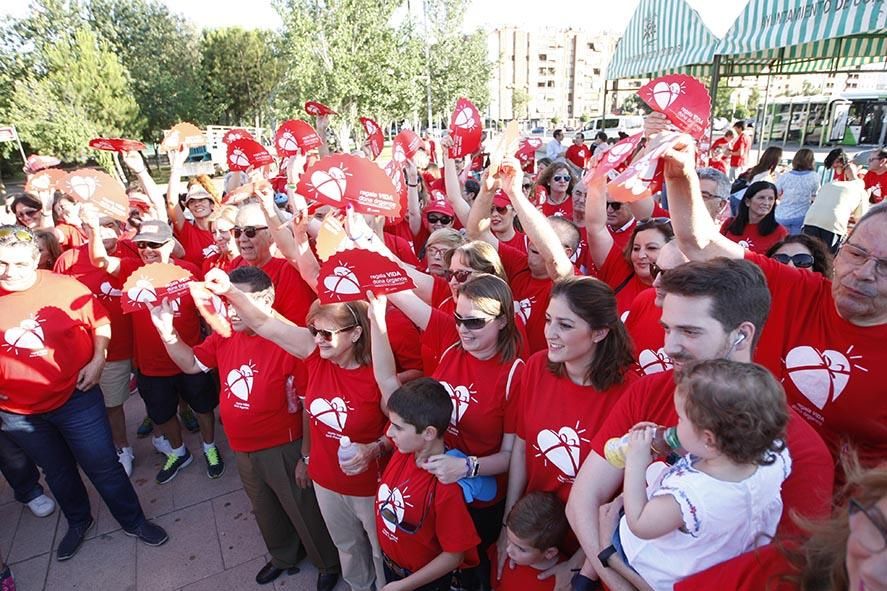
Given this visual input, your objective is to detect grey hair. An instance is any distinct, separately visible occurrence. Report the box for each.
[696,167,731,199]
[849,202,887,238]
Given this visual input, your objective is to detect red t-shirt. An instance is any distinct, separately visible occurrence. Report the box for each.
[565,145,590,170]
[590,370,835,537]
[55,222,88,251]
[230,256,316,325]
[675,544,798,591]
[385,305,424,375]
[425,310,525,505]
[748,251,887,469]
[499,231,528,255]
[623,288,670,375]
[864,169,887,203]
[608,219,636,252]
[499,244,554,354]
[383,220,416,253]
[720,219,788,255]
[119,257,203,376]
[193,332,302,453]
[303,351,388,496]
[592,242,648,315]
[518,351,638,506]
[53,244,135,362]
[175,220,217,268]
[730,134,750,168]
[540,196,573,219]
[385,233,420,268]
[201,252,238,277]
[0,271,110,414]
[489,546,559,591]
[376,451,480,573]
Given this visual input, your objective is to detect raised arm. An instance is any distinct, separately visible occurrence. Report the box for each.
[662,138,744,261]
[441,137,470,227]
[466,172,499,247]
[256,183,320,292]
[404,160,422,237]
[583,174,615,269]
[366,291,401,407]
[165,147,189,231]
[203,268,317,359]
[80,206,122,276]
[501,159,573,279]
[315,115,331,158]
[122,150,167,223]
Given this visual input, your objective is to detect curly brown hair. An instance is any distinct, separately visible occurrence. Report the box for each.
[677,359,788,465]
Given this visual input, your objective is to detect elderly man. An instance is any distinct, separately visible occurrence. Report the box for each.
[696,167,730,221]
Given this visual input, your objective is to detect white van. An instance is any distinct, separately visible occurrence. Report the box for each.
[582,116,644,139]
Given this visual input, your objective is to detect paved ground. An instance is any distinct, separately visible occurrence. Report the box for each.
[0,395,347,591]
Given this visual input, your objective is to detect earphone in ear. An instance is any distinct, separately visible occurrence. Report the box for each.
[732,333,747,347]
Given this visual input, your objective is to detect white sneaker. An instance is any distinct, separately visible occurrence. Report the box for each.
[26,494,56,518]
[152,436,173,456]
[117,447,135,477]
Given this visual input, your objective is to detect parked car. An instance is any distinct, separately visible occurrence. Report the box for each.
[582,115,644,138]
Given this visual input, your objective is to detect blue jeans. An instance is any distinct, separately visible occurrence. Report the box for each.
[777,215,806,236]
[0,429,44,504]
[0,386,145,530]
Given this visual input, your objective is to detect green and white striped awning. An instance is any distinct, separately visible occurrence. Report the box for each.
[606,0,721,80]
[717,0,887,75]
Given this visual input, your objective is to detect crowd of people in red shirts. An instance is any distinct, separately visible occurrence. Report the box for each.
[0,111,885,591]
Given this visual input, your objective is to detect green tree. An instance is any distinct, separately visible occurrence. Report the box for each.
[86,0,204,141]
[620,94,648,115]
[511,87,529,120]
[200,27,284,127]
[9,27,139,164]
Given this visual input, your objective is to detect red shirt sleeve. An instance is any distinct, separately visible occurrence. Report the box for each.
[433,482,481,563]
[422,308,460,358]
[192,333,221,370]
[385,305,423,372]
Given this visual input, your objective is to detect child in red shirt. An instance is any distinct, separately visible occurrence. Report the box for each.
[492,492,567,591]
[377,378,480,591]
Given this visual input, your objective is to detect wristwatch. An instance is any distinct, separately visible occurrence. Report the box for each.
[300,454,310,465]
[597,545,617,568]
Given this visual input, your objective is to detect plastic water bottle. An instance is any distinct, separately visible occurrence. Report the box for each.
[604,426,683,469]
[337,436,358,472]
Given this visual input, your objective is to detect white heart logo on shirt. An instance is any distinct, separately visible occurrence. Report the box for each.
[68,175,97,200]
[440,381,473,425]
[638,348,672,375]
[309,397,348,431]
[323,266,360,296]
[202,244,220,258]
[4,319,45,351]
[311,167,347,202]
[377,483,406,533]
[226,363,255,401]
[785,346,854,410]
[127,279,157,303]
[536,426,582,477]
[99,281,122,298]
[516,298,533,323]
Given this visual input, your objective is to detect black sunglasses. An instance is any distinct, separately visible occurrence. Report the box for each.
[552,174,571,182]
[636,217,672,232]
[649,262,669,281]
[522,183,532,190]
[136,240,166,250]
[379,478,435,534]
[848,498,887,552]
[454,313,497,331]
[491,205,509,215]
[307,324,356,341]
[443,269,473,283]
[772,253,815,268]
[427,214,453,225]
[233,225,268,238]
[17,209,42,219]
[606,202,623,211]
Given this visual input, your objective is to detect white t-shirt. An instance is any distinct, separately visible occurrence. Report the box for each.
[775,170,820,220]
[619,447,791,591]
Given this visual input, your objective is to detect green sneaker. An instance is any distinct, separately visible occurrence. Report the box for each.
[204,446,225,479]
[136,416,153,438]
[156,450,192,484]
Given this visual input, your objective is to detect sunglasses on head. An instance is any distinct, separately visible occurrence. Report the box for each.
[454,313,497,331]
[443,269,473,283]
[606,202,623,211]
[552,174,571,182]
[307,324,356,341]
[636,217,672,232]
[772,253,815,268]
[427,214,453,225]
[136,240,166,250]
[233,225,268,238]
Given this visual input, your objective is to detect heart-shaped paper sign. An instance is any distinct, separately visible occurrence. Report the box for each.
[318,246,416,304]
[226,139,274,172]
[392,130,422,164]
[89,137,146,152]
[161,122,205,151]
[189,281,231,338]
[297,154,400,217]
[514,137,541,164]
[25,168,68,194]
[606,131,681,203]
[360,117,384,160]
[591,132,644,181]
[61,168,129,221]
[121,262,193,313]
[639,74,711,140]
[447,97,482,158]
[305,101,337,116]
[222,129,255,145]
[274,120,321,156]
[383,160,407,222]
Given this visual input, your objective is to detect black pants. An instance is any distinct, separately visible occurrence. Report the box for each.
[460,499,506,591]
[0,429,44,504]
[383,558,451,591]
[802,225,842,255]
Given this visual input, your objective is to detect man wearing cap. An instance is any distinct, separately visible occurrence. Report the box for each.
[565,133,590,170]
[85,217,224,485]
[166,148,219,267]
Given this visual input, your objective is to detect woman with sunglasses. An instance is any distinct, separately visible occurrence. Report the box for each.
[421,228,466,278]
[532,162,579,219]
[369,274,525,591]
[766,234,834,278]
[721,181,788,254]
[211,281,390,591]
[584,176,675,314]
[166,148,219,267]
[496,276,637,589]
[201,205,240,276]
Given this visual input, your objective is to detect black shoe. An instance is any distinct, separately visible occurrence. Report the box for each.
[255,561,299,585]
[123,520,169,546]
[57,517,95,561]
[204,446,225,479]
[316,571,340,591]
[156,450,192,484]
